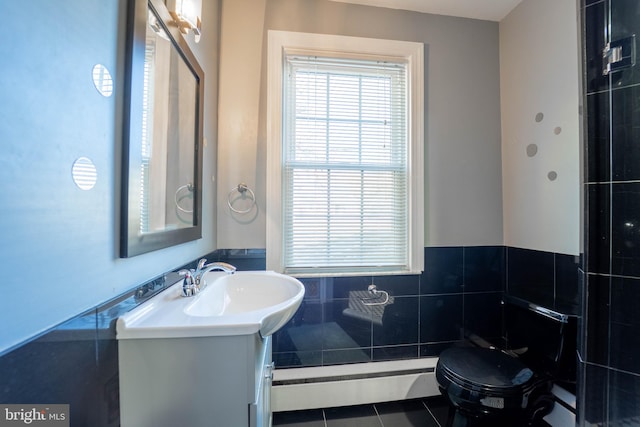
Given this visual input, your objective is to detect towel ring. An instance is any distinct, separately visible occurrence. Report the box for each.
[227,183,256,214]
[175,183,194,214]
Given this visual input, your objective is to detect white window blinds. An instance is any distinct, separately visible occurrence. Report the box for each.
[281,55,409,275]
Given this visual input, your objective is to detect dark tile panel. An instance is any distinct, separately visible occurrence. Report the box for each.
[331,276,372,299]
[331,274,419,298]
[419,341,464,358]
[579,362,609,426]
[612,85,640,181]
[578,269,587,361]
[273,351,322,368]
[325,404,382,427]
[214,248,266,271]
[610,0,640,89]
[322,348,371,365]
[323,300,372,350]
[277,322,323,353]
[419,294,463,343]
[375,399,440,427]
[610,276,640,375]
[374,274,420,297]
[273,301,323,353]
[555,254,581,315]
[586,92,610,183]
[609,369,640,424]
[611,182,640,277]
[463,246,505,292]
[372,296,419,346]
[586,274,610,365]
[372,345,419,361]
[421,247,463,294]
[0,309,115,427]
[584,0,609,93]
[506,247,555,308]
[587,183,611,274]
[463,292,502,340]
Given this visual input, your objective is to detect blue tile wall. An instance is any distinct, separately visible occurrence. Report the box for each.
[0,245,579,426]
[582,0,640,424]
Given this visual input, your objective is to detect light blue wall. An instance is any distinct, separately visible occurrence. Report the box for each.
[0,0,219,354]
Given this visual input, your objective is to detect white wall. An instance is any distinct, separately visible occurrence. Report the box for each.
[217,0,504,249]
[500,0,580,255]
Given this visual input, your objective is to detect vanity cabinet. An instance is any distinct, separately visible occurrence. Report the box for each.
[118,333,272,427]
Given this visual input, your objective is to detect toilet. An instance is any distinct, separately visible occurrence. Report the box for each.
[436,296,576,426]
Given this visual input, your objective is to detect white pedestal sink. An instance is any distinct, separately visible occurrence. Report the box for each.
[116,270,305,427]
[116,270,305,339]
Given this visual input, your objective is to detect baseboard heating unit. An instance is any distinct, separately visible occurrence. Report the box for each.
[271,358,440,412]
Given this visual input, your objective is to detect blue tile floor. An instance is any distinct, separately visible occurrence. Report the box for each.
[272,396,552,427]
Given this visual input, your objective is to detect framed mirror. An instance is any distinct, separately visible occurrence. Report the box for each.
[121,0,204,257]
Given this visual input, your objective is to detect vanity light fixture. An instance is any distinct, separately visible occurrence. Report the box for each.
[166,0,202,42]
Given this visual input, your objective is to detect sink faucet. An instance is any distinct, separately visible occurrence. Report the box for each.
[178,259,236,297]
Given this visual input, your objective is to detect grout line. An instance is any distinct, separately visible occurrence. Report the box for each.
[322,408,328,427]
[422,400,442,427]
[372,403,384,427]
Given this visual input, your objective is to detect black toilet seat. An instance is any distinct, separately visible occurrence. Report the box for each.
[436,347,546,418]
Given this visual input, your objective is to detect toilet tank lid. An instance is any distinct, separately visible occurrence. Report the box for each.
[503,295,571,324]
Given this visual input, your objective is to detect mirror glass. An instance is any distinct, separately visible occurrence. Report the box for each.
[121,0,204,257]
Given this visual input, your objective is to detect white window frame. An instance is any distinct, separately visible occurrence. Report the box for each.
[266,30,424,277]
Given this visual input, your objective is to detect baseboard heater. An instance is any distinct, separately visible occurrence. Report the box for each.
[271,358,441,412]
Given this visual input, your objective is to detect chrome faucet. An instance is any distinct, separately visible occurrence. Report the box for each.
[178,259,236,297]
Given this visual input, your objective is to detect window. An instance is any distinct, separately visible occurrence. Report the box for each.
[267,31,424,276]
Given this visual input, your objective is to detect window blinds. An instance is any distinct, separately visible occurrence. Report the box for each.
[282,55,409,274]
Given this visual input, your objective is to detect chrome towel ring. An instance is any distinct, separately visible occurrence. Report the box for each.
[228,183,256,214]
[175,183,194,214]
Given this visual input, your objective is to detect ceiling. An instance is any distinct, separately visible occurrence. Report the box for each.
[328,0,524,22]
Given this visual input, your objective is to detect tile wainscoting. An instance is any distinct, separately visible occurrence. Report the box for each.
[0,246,579,426]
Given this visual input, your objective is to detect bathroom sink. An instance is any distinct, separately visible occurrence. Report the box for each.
[116,271,304,339]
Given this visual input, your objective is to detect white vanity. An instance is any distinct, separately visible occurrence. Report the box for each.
[116,270,304,427]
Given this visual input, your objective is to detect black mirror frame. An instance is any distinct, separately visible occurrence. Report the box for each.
[120,0,204,258]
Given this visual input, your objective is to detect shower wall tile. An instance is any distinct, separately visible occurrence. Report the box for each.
[610,0,640,89]
[584,0,609,93]
[612,86,640,181]
[580,362,609,426]
[611,183,640,277]
[586,274,610,365]
[609,276,640,375]
[587,92,610,183]
[608,369,640,424]
[587,184,611,274]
